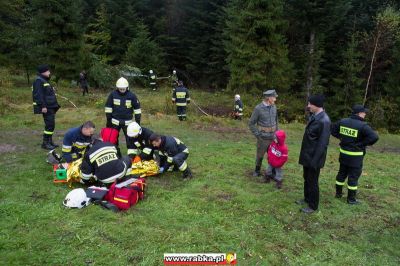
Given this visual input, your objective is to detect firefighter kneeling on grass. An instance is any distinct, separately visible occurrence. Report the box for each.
[126,122,155,160]
[149,133,193,179]
[80,137,132,185]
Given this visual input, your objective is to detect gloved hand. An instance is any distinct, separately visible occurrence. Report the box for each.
[159,167,165,174]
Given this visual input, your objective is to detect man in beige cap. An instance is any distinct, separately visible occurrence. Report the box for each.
[249,89,278,178]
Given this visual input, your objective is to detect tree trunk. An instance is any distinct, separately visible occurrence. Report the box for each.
[305,29,315,108]
[363,31,380,105]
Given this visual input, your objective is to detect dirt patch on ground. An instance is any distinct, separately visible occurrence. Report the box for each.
[0,144,18,153]
[200,105,232,117]
[192,124,248,134]
[370,145,400,154]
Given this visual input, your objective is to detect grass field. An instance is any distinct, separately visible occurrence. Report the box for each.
[0,74,399,265]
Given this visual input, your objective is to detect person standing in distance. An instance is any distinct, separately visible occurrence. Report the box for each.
[248,90,278,178]
[297,95,331,213]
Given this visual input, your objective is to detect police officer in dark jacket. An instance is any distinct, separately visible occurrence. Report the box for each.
[80,139,132,185]
[150,133,192,179]
[105,77,141,155]
[32,64,60,150]
[297,95,331,213]
[172,80,190,121]
[126,122,155,160]
[249,90,278,178]
[331,105,379,204]
[62,121,95,163]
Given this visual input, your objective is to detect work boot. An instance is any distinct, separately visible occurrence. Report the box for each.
[253,165,261,177]
[335,184,343,198]
[182,168,193,180]
[301,207,315,214]
[42,135,56,150]
[263,174,272,183]
[347,190,361,204]
[276,180,283,189]
[49,136,59,148]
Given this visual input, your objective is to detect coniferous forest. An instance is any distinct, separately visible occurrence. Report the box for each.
[1,0,400,131]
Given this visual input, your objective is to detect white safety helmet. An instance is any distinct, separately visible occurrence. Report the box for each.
[63,188,91,209]
[172,70,176,74]
[149,69,153,74]
[127,122,142,137]
[235,94,240,100]
[116,77,129,90]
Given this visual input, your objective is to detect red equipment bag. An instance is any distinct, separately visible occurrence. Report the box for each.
[104,182,140,210]
[100,127,119,145]
[129,177,146,200]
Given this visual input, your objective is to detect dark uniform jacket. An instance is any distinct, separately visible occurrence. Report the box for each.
[127,127,154,160]
[234,99,243,115]
[105,90,141,126]
[80,140,130,184]
[79,72,88,87]
[172,86,191,106]
[32,75,59,114]
[157,136,189,169]
[249,103,278,139]
[331,114,379,167]
[62,126,93,163]
[299,111,331,169]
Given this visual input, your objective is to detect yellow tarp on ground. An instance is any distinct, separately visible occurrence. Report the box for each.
[130,160,159,177]
[65,159,159,187]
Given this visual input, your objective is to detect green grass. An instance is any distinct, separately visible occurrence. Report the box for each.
[0,75,400,265]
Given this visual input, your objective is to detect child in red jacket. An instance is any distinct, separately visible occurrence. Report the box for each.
[265,130,288,189]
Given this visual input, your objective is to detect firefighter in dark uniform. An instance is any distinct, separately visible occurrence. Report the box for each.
[331,104,379,204]
[149,69,157,91]
[172,80,191,121]
[62,121,95,163]
[80,139,132,185]
[105,77,141,155]
[234,94,243,120]
[150,133,193,179]
[32,64,60,150]
[126,122,155,160]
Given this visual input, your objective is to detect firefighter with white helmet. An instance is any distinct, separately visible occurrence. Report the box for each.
[126,122,155,161]
[233,94,243,120]
[105,77,141,155]
[148,70,157,91]
[170,69,178,88]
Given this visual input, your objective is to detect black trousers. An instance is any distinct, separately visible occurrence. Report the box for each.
[177,106,187,120]
[111,124,128,156]
[81,85,89,95]
[336,164,362,188]
[42,108,56,137]
[303,166,321,210]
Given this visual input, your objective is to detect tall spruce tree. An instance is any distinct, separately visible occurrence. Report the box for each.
[124,23,165,72]
[224,0,292,92]
[84,3,112,64]
[31,0,84,80]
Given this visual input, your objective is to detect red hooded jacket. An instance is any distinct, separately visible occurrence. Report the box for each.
[267,130,288,168]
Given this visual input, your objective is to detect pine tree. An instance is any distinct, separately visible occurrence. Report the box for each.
[31,0,84,81]
[331,32,364,117]
[84,3,112,64]
[224,0,292,92]
[124,23,164,73]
